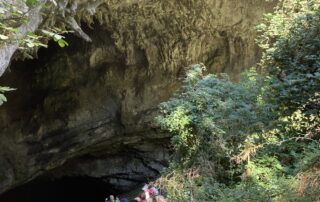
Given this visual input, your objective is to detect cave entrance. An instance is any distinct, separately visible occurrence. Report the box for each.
[0,176,117,202]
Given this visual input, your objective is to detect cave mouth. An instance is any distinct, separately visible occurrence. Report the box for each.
[0,176,122,202]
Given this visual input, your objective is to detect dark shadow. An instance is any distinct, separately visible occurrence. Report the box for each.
[0,176,115,202]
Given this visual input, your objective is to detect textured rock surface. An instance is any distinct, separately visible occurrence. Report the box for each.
[0,0,276,195]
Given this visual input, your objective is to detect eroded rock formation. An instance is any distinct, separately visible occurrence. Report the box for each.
[0,0,276,195]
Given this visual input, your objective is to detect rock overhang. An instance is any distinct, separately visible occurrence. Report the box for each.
[0,0,276,195]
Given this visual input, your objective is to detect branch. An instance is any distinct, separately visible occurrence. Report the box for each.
[0,0,46,77]
[65,16,92,42]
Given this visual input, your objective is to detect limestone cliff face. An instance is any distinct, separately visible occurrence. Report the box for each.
[0,0,276,194]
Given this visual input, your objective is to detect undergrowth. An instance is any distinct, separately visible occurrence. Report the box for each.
[155,1,320,201]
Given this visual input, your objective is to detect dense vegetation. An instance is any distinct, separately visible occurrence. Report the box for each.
[156,0,320,201]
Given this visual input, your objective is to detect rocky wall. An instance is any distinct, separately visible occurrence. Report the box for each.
[0,0,276,194]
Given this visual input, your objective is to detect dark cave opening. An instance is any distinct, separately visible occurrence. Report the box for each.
[0,176,118,202]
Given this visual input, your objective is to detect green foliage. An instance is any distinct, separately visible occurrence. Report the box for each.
[207,176,304,202]
[256,2,320,194]
[257,0,320,118]
[157,64,275,172]
[0,0,69,53]
[156,2,320,200]
[0,1,38,45]
[41,29,69,48]
[156,65,279,201]
[26,0,39,7]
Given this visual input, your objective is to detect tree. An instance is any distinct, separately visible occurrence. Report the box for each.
[257,0,320,118]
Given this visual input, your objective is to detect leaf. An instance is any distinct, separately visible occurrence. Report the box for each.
[27,32,40,39]
[0,34,9,40]
[0,86,15,92]
[53,34,63,41]
[0,94,7,102]
[58,39,68,48]
[41,29,55,37]
[26,0,38,7]
[3,27,18,33]
[57,40,65,47]
[39,43,48,48]
[26,42,35,48]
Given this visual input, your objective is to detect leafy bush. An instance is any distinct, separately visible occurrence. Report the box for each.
[157,64,275,173]
[156,1,320,201]
[258,0,320,118]
[155,65,278,201]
